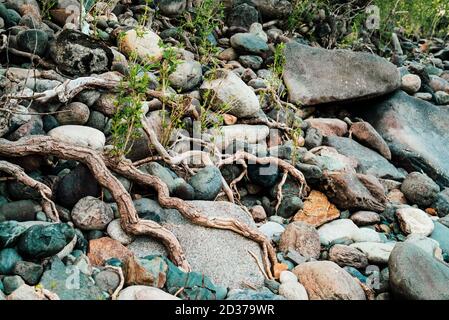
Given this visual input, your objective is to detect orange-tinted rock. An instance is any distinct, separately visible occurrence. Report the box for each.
[293,190,340,227]
[87,237,133,266]
[274,263,289,279]
[387,189,407,204]
[305,118,348,137]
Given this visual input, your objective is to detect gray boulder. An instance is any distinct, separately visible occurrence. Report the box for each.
[283,42,401,106]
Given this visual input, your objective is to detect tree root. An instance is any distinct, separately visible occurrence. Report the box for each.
[0,160,59,222]
[0,136,190,271]
[105,156,277,279]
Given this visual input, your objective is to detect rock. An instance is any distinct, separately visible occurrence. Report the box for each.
[0,221,26,247]
[71,196,114,231]
[389,241,449,299]
[94,269,120,293]
[128,201,266,289]
[93,93,116,117]
[188,166,222,201]
[0,248,22,274]
[279,222,321,260]
[401,172,440,207]
[279,281,309,300]
[200,69,260,118]
[211,124,269,150]
[48,125,105,151]
[16,29,48,56]
[227,3,259,29]
[118,29,163,63]
[359,90,449,187]
[6,114,44,141]
[168,60,202,92]
[435,91,449,105]
[218,47,238,61]
[283,42,400,106]
[239,55,263,70]
[387,189,407,205]
[293,190,340,227]
[12,261,42,285]
[226,287,285,300]
[350,211,381,226]
[5,284,47,300]
[430,222,449,255]
[2,275,25,295]
[324,136,404,180]
[320,171,387,212]
[351,228,381,243]
[349,122,391,160]
[279,270,298,284]
[304,127,322,149]
[88,237,133,266]
[317,219,359,246]
[306,118,348,137]
[245,0,292,18]
[350,242,395,264]
[117,285,179,300]
[396,207,434,236]
[17,223,75,259]
[277,195,303,219]
[107,219,134,245]
[49,29,113,76]
[133,198,165,221]
[230,33,269,55]
[433,188,449,217]
[293,261,366,300]
[250,205,266,222]
[55,102,90,125]
[39,257,104,300]
[259,221,285,241]
[55,164,101,209]
[329,244,369,269]
[158,0,186,16]
[401,74,421,94]
[0,199,41,222]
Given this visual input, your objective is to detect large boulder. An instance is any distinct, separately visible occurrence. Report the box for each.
[283,42,401,106]
[359,91,449,187]
[128,201,266,289]
[49,29,113,76]
[389,241,449,299]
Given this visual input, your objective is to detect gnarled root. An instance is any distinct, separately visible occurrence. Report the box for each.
[105,156,277,279]
[0,160,59,222]
[0,136,190,271]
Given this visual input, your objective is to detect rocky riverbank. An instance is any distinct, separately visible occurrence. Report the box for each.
[0,0,449,300]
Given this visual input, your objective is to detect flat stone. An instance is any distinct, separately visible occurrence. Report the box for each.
[128,201,266,289]
[283,42,400,106]
[293,190,340,227]
[350,211,381,226]
[329,244,369,269]
[117,285,180,300]
[396,207,434,236]
[317,219,359,246]
[350,242,396,264]
[48,125,105,151]
[118,29,163,63]
[279,221,321,260]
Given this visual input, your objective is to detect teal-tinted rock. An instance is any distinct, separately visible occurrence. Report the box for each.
[2,275,25,295]
[17,223,75,259]
[7,172,42,200]
[0,221,26,248]
[39,258,105,300]
[226,288,285,300]
[16,29,49,56]
[430,222,449,255]
[0,4,20,27]
[105,258,123,268]
[133,198,164,222]
[0,248,22,275]
[13,261,43,285]
[264,279,280,294]
[160,255,227,300]
[344,266,367,283]
[230,33,269,55]
[239,55,263,70]
[134,255,168,287]
[189,166,222,201]
[277,195,303,219]
[248,163,279,188]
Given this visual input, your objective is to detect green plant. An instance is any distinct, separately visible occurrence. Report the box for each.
[39,0,58,20]
[179,0,224,65]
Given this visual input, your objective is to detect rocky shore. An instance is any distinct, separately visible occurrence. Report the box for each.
[0,0,449,300]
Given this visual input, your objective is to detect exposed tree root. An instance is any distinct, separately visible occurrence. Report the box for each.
[105,156,277,278]
[0,160,59,222]
[0,136,190,271]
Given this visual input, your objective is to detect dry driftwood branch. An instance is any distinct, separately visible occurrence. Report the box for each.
[105,156,277,278]
[5,72,122,103]
[0,136,190,271]
[0,160,60,222]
